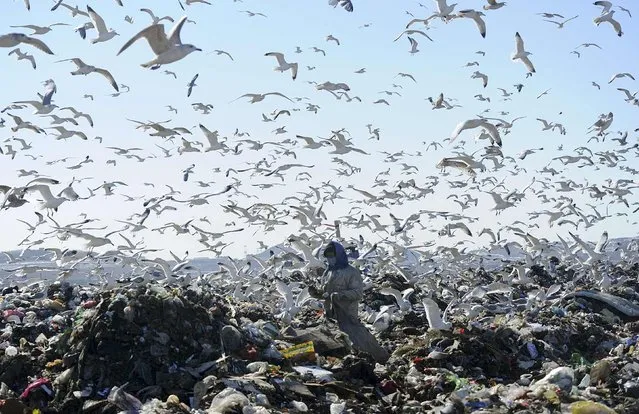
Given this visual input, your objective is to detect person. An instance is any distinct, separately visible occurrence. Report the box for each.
[322,241,390,363]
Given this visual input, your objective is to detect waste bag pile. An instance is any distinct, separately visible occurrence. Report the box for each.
[1,241,639,413]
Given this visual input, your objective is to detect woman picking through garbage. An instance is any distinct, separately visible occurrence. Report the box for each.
[322,241,390,363]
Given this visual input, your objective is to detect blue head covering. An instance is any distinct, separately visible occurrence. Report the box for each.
[324,241,349,270]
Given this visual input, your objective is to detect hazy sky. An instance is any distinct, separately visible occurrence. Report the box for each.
[1,0,637,258]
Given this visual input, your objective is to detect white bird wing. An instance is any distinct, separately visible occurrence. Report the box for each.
[401,288,415,301]
[95,68,119,91]
[167,15,188,45]
[295,287,312,306]
[594,0,612,13]
[594,230,608,253]
[617,88,634,99]
[520,55,535,73]
[451,120,469,140]
[435,0,449,13]
[19,35,54,54]
[608,16,622,35]
[87,6,108,34]
[380,287,403,306]
[118,23,170,56]
[480,121,502,146]
[265,52,286,66]
[470,12,486,37]
[422,298,451,330]
[275,280,294,308]
[26,184,55,201]
[515,32,525,54]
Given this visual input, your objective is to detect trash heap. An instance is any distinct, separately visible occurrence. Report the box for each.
[1,260,639,414]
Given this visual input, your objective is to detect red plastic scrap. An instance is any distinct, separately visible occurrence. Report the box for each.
[20,378,53,399]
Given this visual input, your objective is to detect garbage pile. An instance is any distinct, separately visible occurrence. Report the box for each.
[1,258,639,414]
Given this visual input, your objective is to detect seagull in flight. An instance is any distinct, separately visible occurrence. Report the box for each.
[0,33,54,54]
[457,9,487,38]
[544,15,579,28]
[264,52,298,80]
[451,118,501,146]
[240,10,267,17]
[212,49,234,60]
[139,8,174,24]
[512,32,535,74]
[8,48,36,69]
[394,29,433,42]
[9,23,70,36]
[117,16,201,69]
[483,0,506,10]
[57,58,119,91]
[187,73,198,97]
[86,6,119,43]
[594,11,623,37]
[328,0,353,12]
[233,92,294,104]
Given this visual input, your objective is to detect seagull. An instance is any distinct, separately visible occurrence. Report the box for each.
[240,10,267,17]
[451,118,501,146]
[594,11,623,37]
[212,49,234,60]
[512,32,535,74]
[536,88,551,99]
[538,12,564,19]
[87,6,119,43]
[432,0,458,21]
[57,58,119,91]
[396,72,417,82]
[407,36,419,54]
[380,287,414,313]
[8,48,36,69]
[544,15,579,28]
[328,0,353,12]
[264,52,298,80]
[422,298,452,331]
[324,35,341,47]
[42,79,57,106]
[139,8,174,24]
[187,73,198,97]
[608,72,635,83]
[233,92,294,104]
[617,88,637,102]
[616,6,631,18]
[0,33,54,54]
[471,71,488,87]
[577,42,602,49]
[394,29,433,42]
[457,9,487,38]
[117,16,201,69]
[483,0,506,10]
[9,23,70,36]
[182,164,195,182]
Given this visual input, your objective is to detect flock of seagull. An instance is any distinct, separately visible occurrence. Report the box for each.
[0,0,638,314]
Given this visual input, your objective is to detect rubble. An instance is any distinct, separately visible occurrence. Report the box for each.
[1,256,639,413]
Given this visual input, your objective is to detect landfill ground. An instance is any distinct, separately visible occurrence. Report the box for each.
[1,257,639,414]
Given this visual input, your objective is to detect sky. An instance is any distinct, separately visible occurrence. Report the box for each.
[0,0,638,259]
